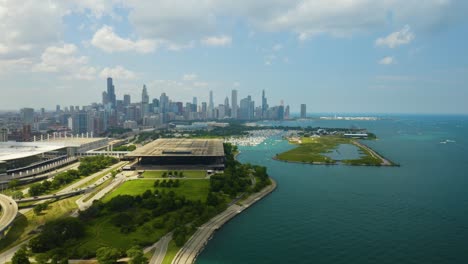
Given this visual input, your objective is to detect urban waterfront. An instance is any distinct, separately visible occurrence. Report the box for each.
[198,115,468,264]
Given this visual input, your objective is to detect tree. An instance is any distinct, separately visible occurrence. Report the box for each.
[96,247,120,264]
[28,183,44,197]
[126,246,148,264]
[12,191,24,199]
[12,245,30,264]
[111,170,118,178]
[33,203,47,215]
[8,179,19,189]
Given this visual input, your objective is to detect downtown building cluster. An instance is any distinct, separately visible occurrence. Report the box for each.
[0,78,305,141]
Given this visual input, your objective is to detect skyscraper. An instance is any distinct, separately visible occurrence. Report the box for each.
[239,96,254,120]
[20,108,34,125]
[142,85,149,104]
[192,97,198,112]
[107,77,116,109]
[160,93,169,113]
[231,89,238,119]
[141,85,150,118]
[262,89,268,118]
[209,90,214,110]
[300,104,307,118]
[123,94,131,106]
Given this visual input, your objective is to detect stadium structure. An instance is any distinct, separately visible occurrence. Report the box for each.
[0,137,109,179]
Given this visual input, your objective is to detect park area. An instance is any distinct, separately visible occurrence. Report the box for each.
[275,136,388,166]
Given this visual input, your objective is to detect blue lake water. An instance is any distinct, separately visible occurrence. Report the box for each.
[197,115,468,264]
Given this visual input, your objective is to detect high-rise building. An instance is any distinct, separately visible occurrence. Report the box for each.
[142,85,149,104]
[300,104,307,118]
[239,96,254,120]
[285,105,290,119]
[20,108,34,125]
[192,97,198,112]
[107,77,116,108]
[231,89,238,119]
[262,89,268,118]
[56,105,61,112]
[123,94,131,106]
[209,90,214,110]
[160,93,169,113]
[141,85,150,118]
[224,96,230,117]
[102,91,108,105]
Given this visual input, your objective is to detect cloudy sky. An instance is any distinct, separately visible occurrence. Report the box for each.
[1,0,467,113]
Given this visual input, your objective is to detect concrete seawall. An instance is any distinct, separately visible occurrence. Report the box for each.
[171,178,277,264]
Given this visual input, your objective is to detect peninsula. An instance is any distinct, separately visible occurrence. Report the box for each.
[275,134,397,167]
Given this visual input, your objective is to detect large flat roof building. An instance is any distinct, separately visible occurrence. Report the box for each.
[0,137,109,177]
[127,138,225,169]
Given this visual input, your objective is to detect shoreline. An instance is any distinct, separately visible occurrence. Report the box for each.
[171,178,277,264]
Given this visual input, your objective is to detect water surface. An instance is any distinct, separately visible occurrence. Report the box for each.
[197,115,468,264]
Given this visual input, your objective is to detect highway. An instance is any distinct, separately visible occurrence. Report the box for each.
[149,233,173,264]
[0,194,18,236]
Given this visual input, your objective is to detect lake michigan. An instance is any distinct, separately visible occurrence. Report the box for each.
[197,115,468,264]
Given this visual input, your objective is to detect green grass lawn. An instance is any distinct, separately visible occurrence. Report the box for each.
[74,212,170,255]
[162,240,181,264]
[103,179,210,202]
[73,179,210,257]
[276,136,349,163]
[142,170,206,179]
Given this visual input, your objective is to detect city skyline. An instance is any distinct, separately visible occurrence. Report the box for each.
[0,1,467,114]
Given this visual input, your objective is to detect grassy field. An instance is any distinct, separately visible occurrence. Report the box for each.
[73,178,210,257]
[74,212,171,255]
[162,240,181,264]
[142,170,206,179]
[276,136,385,166]
[103,179,210,202]
[0,196,79,253]
[275,136,350,164]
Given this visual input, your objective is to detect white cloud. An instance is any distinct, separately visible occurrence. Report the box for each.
[193,81,209,88]
[100,65,137,80]
[201,35,232,47]
[91,25,157,53]
[272,44,283,51]
[182,73,198,81]
[376,25,415,48]
[378,56,396,65]
[124,0,464,43]
[33,43,97,80]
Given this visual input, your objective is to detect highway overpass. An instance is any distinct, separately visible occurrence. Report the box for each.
[0,194,18,238]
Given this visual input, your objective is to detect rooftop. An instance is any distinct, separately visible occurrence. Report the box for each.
[0,137,108,161]
[127,138,225,157]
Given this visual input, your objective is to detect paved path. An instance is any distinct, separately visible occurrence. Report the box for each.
[0,240,29,263]
[0,194,18,236]
[353,141,393,166]
[75,172,128,211]
[149,233,173,264]
[171,179,277,264]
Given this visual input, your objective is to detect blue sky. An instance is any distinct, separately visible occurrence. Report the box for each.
[1,1,467,114]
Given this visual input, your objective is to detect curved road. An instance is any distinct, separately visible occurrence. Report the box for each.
[0,194,18,236]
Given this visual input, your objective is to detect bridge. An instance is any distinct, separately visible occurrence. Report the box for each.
[15,188,89,203]
[0,194,18,238]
